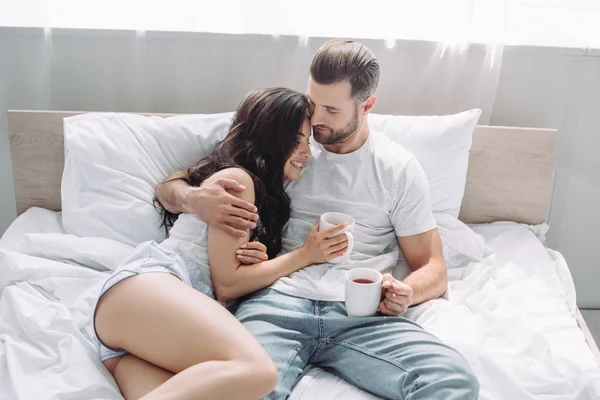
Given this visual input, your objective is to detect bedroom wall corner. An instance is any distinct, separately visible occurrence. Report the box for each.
[0,126,16,236]
[546,57,600,308]
[0,29,17,235]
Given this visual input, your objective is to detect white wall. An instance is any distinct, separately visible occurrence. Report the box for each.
[1,27,599,306]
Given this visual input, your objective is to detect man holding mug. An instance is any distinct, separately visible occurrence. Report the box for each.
[157,40,479,399]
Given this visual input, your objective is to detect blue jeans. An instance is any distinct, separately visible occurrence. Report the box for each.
[235,289,479,400]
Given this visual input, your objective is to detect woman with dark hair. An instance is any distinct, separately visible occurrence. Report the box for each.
[92,88,350,400]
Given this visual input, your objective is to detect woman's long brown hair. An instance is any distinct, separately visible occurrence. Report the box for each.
[157,87,309,259]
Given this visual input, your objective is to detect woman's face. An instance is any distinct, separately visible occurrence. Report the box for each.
[284,118,312,181]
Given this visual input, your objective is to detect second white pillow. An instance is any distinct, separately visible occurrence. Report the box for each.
[369,109,482,218]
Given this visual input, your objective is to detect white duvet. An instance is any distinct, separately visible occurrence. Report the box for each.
[1,211,599,400]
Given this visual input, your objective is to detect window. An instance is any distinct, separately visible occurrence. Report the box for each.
[1,0,598,49]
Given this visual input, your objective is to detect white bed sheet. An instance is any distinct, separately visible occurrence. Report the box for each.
[1,210,599,400]
[0,208,65,250]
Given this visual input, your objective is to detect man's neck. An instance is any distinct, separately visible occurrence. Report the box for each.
[323,123,370,155]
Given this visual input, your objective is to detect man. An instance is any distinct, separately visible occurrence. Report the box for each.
[156,40,479,399]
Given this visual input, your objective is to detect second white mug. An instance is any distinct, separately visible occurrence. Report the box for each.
[345,268,383,317]
[319,212,355,264]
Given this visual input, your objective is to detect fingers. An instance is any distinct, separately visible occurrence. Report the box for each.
[326,241,348,255]
[238,256,264,264]
[227,204,259,222]
[382,280,413,296]
[216,221,247,238]
[236,241,268,264]
[227,195,258,214]
[384,298,408,315]
[327,247,348,260]
[214,178,247,192]
[237,255,265,264]
[236,249,268,262]
[222,215,256,231]
[380,284,411,316]
[381,273,394,288]
[321,222,348,238]
[379,300,397,316]
[238,255,261,265]
[390,283,413,296]
[241,241,267,253]
[379,299,407,316]
[384,291,411,306]
[326,233,349,246]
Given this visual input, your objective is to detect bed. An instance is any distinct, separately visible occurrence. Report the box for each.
[2,110,600,400]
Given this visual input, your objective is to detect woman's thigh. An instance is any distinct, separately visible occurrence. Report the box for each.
[94,272,269,374]
[107,354,173,399]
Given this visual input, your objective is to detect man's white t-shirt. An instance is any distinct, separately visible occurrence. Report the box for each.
[271,129,437,301]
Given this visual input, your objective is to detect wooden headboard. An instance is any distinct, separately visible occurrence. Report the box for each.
[7,110,558,225]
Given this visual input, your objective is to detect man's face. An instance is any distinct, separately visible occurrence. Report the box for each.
[307,77,360,145]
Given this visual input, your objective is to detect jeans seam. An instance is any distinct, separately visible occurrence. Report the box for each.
[267,337,318,400]
[324,338,421,390]
[310,321,327,362]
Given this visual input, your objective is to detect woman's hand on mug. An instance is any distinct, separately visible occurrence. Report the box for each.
[236,241,269,265]
[300,220,350,264]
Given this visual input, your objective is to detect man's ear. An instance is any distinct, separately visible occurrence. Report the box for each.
[362,95,377,115]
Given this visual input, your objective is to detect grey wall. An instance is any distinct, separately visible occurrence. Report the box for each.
[1,28,599,306]
[490,46,600,307]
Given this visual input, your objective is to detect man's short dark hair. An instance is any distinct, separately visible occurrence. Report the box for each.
[310,39,380,102]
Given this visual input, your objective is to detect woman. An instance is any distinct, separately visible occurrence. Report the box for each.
[93,88,350,400]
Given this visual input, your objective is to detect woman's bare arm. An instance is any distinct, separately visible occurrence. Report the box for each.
[205,168,307,301]
[206,168,350,302]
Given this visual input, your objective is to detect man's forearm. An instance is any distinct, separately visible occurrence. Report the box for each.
[156,171,190,214]
[403,259,447,306]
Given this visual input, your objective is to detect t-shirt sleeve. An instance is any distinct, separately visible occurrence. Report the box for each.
[391,157,437,237]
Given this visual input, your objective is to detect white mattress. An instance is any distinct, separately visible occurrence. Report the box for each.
[1,208,599,400]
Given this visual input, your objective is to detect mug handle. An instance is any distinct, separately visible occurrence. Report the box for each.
[342,231,354,257]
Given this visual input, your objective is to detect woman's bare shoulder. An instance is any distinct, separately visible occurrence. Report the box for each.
[203,168,255,202]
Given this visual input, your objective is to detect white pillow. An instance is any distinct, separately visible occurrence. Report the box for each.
[369,109,482,217]
[61,112,233,246]
[434,213,489,268]
[61,109,480,246]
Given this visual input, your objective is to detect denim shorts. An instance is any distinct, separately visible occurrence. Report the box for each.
[93,241,214,362]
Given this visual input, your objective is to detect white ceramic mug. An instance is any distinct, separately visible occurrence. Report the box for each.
[344,268,383,317]
[319,212,355,264]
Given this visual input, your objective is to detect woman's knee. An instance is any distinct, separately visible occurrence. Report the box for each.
[254,358,279,394]
[223,356,278,399]
[246,347,278,386]
[247,358,279,397]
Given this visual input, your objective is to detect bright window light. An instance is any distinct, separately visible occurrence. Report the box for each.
[1,0,599,49]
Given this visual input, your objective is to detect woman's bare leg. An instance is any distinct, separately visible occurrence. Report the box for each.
[104,354,173,399]
[95,272,277,400]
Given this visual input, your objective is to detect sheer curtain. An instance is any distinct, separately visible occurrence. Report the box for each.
[2,0,599,121]
[368,0,507,122]
[0,0,508,122]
